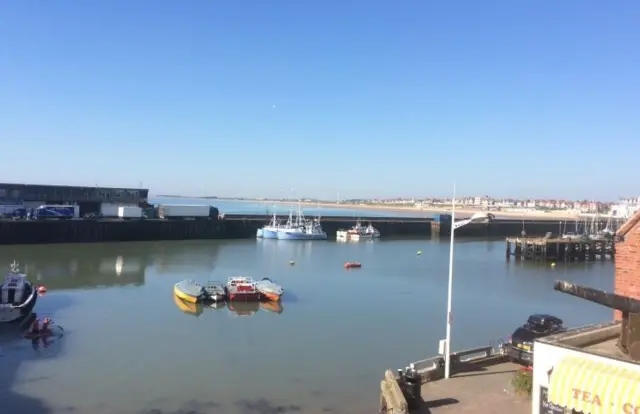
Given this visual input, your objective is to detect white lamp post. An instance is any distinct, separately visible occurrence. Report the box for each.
[444,192,491,380]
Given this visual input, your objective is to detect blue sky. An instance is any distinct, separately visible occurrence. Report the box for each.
[1,1,638,201]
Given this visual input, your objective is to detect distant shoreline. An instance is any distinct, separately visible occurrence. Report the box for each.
[255,199,581,220]
[151,195,583,220]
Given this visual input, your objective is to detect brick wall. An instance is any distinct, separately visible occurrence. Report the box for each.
[614,224,640,320]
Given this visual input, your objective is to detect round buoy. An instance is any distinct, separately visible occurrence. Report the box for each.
[551,263,556,268]
[38,286,47,294]
[289,260,295,265]
[417,250,422,256]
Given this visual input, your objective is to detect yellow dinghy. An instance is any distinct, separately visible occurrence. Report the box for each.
[173,279,206,303]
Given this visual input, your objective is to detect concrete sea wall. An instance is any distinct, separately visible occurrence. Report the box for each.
[0,215,604,245]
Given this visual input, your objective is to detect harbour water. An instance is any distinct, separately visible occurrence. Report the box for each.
[0,238,613,414]
[150,197,430,218]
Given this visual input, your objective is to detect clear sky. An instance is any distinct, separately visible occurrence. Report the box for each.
[1,1,638,201]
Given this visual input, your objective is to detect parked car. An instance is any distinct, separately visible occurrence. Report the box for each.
[506,314,565,365]
[84,212,103,219]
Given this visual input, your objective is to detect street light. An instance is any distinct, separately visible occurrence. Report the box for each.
[444,195,491,380]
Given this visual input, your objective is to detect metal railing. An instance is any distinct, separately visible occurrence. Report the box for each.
[404,337,510,382]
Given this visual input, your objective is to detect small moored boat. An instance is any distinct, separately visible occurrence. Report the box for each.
[226,277,260,301]
[344,262,362,269]
[173,279,206,303]
[0,262,38,324]
[203,281,227,302]
[255,277,284,302]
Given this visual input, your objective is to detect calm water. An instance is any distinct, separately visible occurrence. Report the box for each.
[150,197,431,218]
[0,238,614,414]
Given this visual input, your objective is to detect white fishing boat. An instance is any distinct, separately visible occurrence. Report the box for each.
[256,211,280,239]
[337,220,380,241]
[277,218,327,240]
[0,262,38,323]
[276,202,327,240]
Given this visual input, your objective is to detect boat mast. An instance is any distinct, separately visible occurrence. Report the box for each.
[296,199,303,227]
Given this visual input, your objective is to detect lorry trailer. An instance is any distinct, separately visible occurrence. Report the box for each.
[157,204,218,220]
[118,206,143,219]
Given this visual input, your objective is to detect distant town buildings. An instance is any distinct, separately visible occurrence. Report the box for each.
[344,196,640,217]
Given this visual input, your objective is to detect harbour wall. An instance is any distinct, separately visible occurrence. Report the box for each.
[0,215,603,245]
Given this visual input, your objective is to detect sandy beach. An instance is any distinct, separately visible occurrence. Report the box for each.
[263,200,581,220]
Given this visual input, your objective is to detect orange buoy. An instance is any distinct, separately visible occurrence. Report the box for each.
[38,286,47,294]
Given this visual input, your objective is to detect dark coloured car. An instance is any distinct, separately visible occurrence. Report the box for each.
[83,212,103,219]
[506,314,565,365]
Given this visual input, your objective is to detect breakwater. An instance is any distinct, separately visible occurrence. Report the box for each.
[222,214,601,240]
[0,215,604,245]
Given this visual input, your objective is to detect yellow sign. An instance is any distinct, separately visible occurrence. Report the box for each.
[571,388,639,413]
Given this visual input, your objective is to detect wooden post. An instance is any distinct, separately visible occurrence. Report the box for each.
[567,243,574,261]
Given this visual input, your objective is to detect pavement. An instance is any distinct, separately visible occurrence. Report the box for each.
[418,362,531,414]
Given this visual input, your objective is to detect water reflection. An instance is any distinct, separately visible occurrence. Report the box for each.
[153,241,219,275]
[228,301,260,316]
[173,295,204,317]
[0,294,71,414]
[256,238,315,261]
[172,295,284,318]
[0,241,223,292]
[0,244,148,291]
[207,301,226,310]
[260,300,284,314]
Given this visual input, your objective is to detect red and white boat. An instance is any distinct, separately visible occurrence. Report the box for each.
[226,276,260,301]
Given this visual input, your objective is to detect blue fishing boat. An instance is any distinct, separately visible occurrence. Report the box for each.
[276,204,327,240]
[277,219,327,240]
[256,212,280,239]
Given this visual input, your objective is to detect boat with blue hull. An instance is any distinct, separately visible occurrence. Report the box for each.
[277,218,327,240]
[256,212,280,239]
[261,227,278,239]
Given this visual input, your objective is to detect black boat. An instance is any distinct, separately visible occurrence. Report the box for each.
[0,262,38,324]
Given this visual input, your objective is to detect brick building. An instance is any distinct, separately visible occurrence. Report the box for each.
[614,209,640,320]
